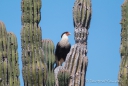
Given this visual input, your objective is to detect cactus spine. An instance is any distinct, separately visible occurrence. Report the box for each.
[21,0,47,85]
[42,39,55,86]
[119,0,128,85]
[0,21,20,86]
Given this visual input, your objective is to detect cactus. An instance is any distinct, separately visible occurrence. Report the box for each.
[42,39,55,86]
[57,68,70,86]
[54,66,70,86]
[0,21,8,86]
[118,0,128,85]
[0,21,20,86]
[73,0,92,43]
[64,44,88,86]
[7,32,20,86]
[21,0,47,86]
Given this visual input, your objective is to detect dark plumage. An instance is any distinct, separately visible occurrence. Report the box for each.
[55,32,71,67]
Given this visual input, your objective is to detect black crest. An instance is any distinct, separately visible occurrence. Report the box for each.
[61,31,68,38]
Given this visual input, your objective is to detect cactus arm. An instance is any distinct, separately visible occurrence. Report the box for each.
[42,39,55,86]
[57,68,70,86]
[7,32,20,86]
[0,21,8,86]
[119,0,128,85]
[73,0,92,43]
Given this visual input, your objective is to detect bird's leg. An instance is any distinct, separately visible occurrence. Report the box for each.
[58,61,61,66]
[59,58,64,66]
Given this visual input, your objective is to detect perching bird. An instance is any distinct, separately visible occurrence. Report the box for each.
[55,31,71,67]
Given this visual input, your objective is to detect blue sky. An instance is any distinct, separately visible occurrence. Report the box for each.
[0,0,124,86]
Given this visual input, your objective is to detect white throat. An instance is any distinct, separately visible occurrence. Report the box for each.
[59,34,69,47]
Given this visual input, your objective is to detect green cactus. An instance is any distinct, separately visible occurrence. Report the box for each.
[119,0,128,85]
[7,32,20,86]
[21,0,41,25]
[0,21,8,86]
[0,21,20,86]
[21,0,47,85]
[42,39,55,86]
[73,0,92,43]
[57,68,70,86]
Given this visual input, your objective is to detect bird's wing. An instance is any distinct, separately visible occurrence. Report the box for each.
[55,42,63,66]
[65,43,71,54]
[55,42,60,56]
[55,42,71,58]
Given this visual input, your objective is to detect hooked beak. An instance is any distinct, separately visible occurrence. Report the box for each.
[68,32,71,35]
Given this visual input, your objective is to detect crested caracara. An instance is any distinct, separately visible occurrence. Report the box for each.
[55,31,71,67]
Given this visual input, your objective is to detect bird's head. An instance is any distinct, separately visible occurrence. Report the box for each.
[61,31,71,38]
[59,31,71,47]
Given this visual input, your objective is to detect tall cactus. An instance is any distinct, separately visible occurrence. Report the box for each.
[119,0,128,85]
[0,21,8,86]
[54,66,70,86]
[55,0,92,86]
[0,21,20,86]
[21,0,47,85]
[42,39,55,86]
[7,32,20,86]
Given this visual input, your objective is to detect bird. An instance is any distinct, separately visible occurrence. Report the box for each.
[55,31,71,67]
